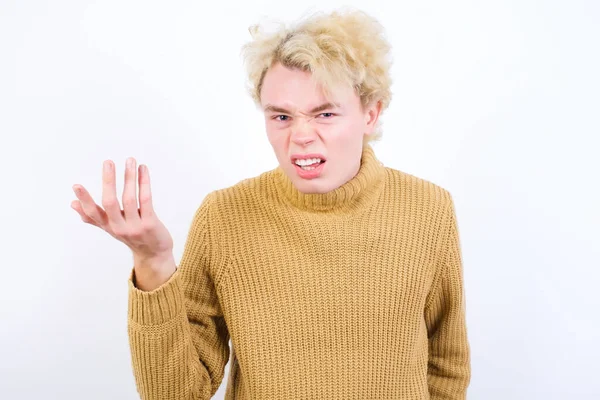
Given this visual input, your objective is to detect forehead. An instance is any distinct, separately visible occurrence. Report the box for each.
[260,63,357,111]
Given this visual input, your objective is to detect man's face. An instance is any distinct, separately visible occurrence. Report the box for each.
[260,62,381,194]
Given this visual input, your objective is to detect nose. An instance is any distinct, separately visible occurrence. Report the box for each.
[290,117,316,146]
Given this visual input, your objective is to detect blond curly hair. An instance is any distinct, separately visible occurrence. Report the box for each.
[240,8,394,144]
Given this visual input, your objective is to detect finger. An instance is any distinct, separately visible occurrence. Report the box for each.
[71,199,99,226]
[138,164,155,219]
[70,197,101,227]
[101,160,126,226]
[122,157,141,222]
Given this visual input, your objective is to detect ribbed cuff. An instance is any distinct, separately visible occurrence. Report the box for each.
[127,267,184,326]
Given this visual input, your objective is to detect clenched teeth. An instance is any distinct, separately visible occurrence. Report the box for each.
[295,158,322,166]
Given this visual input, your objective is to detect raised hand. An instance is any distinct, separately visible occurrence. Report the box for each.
[71,157,176,290]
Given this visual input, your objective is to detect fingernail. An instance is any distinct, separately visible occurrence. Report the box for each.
[127,158,134,168]
[104,161,111,172]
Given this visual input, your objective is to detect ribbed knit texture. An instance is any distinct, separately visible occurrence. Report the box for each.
[127,143,471,399]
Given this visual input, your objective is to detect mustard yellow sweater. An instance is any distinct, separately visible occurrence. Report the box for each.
[127,143,471,399]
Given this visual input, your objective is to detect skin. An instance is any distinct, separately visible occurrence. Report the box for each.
[71,159,176,291]
[261,61,382,194]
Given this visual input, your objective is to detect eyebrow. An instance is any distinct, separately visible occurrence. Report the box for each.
[263,102,340,114]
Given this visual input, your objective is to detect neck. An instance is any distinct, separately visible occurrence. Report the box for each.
[271,143,386,214]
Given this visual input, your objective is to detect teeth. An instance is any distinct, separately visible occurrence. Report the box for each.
[295,158,322,166]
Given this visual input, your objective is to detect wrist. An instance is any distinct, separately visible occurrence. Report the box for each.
[134,250,173,268]
[133,253,176,291]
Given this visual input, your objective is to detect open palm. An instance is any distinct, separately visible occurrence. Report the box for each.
[71,157,174,262]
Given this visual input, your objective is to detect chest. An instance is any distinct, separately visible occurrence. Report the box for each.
[216,212,436,339]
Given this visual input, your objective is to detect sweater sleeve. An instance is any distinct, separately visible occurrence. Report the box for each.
[126,192,230,400]
[424,198,471,400]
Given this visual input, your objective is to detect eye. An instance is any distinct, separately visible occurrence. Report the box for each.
[273,115,290,121]
[319,112,335,118]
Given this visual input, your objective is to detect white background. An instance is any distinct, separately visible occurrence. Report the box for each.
[1,0,598,399]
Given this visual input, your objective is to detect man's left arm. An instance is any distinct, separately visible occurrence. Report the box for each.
[424,198,471,399]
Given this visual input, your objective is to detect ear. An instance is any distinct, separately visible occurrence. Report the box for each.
[364,100,382,135]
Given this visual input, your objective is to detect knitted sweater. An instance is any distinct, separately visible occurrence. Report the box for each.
[127,143,471,399]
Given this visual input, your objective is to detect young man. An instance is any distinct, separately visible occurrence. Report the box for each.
[72,8,470,400]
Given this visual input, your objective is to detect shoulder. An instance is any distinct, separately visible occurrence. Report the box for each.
[202,169,274,215]
[383,166,455,215]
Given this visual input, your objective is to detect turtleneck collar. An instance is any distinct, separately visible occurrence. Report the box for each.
[271,143,386,214]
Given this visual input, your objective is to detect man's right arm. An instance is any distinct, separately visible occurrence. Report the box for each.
[127,193,231,400]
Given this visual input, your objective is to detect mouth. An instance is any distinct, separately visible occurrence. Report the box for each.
[292,159,326,171]
[291,158,326,179]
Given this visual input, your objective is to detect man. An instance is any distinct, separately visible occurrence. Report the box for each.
[71,7,470,400]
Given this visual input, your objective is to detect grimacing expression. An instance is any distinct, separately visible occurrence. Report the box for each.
[260,62,381,194]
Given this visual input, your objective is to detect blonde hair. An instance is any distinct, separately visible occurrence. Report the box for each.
[240,8,394,144]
